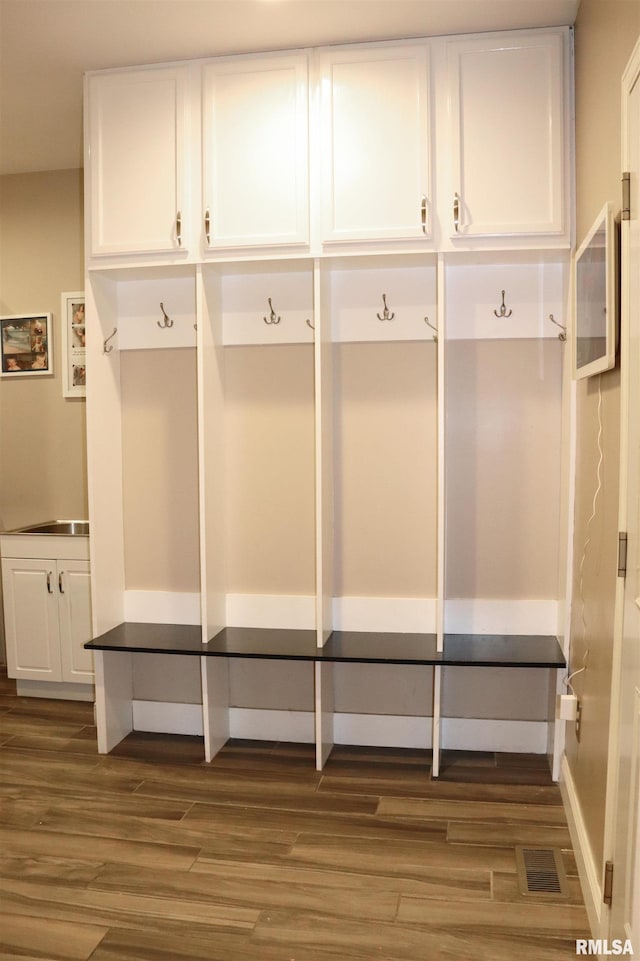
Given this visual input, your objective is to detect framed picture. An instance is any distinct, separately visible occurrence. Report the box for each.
[61,292,86,397]
[0,313,53,377]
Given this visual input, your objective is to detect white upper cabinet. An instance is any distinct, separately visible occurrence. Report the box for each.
[319,44,432,245]
[202,53,310,251]
[86,65,193,260]
[444,29,569,245]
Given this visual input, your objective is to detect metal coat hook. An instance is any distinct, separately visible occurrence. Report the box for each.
[103,328,117,354]
[263,298,281,325]
[549,314,567,342]
[493,290,513,318]
[306,318,315,330]
[377,293,395,321]
[424,316,438,342]
[158,303,174,329]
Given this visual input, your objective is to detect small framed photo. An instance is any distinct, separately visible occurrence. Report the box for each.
[61,292,86,397]
[1,313,53,377]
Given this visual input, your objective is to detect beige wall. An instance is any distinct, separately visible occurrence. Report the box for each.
[568,0,640,875]
[0,169,87,661]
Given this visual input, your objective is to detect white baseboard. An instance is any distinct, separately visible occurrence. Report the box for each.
[226,593,315,630]
[16,679,94,701]
[560,755,602,938]
[444,599,559,635]
[123,591,558,636]
[226,593,437,633]
[131,700,550,754]
[132,699,205,736]
[124,591,201,625]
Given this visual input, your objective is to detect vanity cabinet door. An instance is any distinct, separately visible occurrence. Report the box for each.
[86,65,191,259]
[1,557,93,684]
[446,29,568,242]
[58,560,94,683]
[1,558,62,682]
[202,53,309,251]
[319,44,432,244]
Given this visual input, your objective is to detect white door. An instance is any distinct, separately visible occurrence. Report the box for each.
[610,43,640,950]
[319,44,431,243]
[446,30,567,240]
[1,558,61,682]
[202,53,309,250]
[58,561,94,683]
[86,66,189,257]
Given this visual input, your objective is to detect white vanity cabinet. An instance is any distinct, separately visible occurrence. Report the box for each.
[85,64,195,261]
[443,29,570,245]
[1,535,93,686]
[202,52,310,252]
[318,43,432,246]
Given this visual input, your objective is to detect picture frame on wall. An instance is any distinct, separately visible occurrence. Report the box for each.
[61,291,86,397]
[0,313,53,377]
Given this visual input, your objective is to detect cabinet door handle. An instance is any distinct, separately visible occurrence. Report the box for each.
[421,195,428,235]
[453,193,461,233]
[176,210,182,247]
[58,571,64,594]
[205,208,211,246]
[47,571,53,594]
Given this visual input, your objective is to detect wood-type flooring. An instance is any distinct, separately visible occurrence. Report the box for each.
[0,670,589,960]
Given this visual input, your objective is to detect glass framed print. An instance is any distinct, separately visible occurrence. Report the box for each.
[61,292,86,397]
[1,313,52,377]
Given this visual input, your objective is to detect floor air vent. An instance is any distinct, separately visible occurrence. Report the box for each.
[515,846,569,897]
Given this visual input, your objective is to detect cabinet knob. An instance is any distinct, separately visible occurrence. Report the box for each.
[47,572,53,594]
[453,193,461,233]
[205,208,211,246]
[175,211,182,247]
[58,572,65,594]
[421,195,428,235]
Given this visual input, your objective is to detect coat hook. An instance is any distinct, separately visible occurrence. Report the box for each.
[103,328,117,353]
[424,316,438,342]
[158,302,174,329]
[377,293,395,321]
[306,318,315,330]
[493,290,513,318]
[549,314,567,341]
[263,298,281,325]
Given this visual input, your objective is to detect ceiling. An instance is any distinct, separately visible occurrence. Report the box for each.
[0,0,579,176]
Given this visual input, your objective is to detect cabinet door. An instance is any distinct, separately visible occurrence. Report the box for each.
[202,53,309,249]
[320,44,431,243]
[86,66,189,257]
[447,30,567,239]
[57,561,94,683]
[1,558,61,682]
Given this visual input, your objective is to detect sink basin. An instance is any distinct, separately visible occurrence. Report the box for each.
[7,520,89,536]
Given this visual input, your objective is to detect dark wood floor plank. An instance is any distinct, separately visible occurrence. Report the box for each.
[1,876,258,934]
[397,895,589,939]
[2,733,100,756]
[0,826,201,871]
[251,908,584,961]
[192,853,492,901]
[134,775,378,815]
[183,798,448,842]
[447,819,572,849]
[88,924,364,961]
[0,854,105,886]
[90,859,399,922]
[287,832,519,876]
[0,910,107,961]
[377,796,569,824]
[319,773,563,804]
